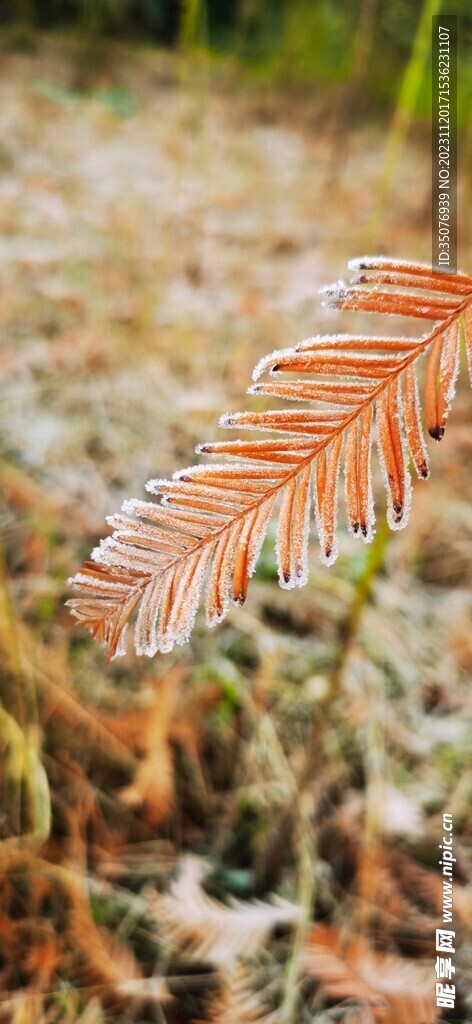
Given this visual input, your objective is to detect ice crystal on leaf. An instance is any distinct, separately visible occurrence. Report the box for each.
[67,257,472,659]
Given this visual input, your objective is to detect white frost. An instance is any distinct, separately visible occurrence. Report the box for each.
[252,348,294,382]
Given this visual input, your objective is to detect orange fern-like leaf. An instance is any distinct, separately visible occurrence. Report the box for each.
[68,258,472,659]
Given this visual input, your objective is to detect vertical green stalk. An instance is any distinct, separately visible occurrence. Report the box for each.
[180,0,207,50]
[278,804,316,1024]
[365,0,442,246]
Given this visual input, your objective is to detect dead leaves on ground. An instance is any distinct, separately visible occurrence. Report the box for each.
[1,828,468,1022]
[149,854,302,967]
[42,662,222,832]
[190,966,276,1023]
[2,648,470,1021]
[0,849,171,1018]
[303,923,436,1024]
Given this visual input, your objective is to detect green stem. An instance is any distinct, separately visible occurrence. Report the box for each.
[278,807,316,1024]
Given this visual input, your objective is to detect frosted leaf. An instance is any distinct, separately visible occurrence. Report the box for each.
[313,455,324,551]
[219,413,236,428]
[173,462,245,479]
[252,347,294,382]
[121,498,178,522]
[168,545,214,647]
[246,496,276,579]
[161,493,245,515]
[376,380,412,532]
[219,416,321,437]
[314,436,343,566]
[348,255,387,272]
[158,638,174,654]
[206,536,229,627]
[232,507,260,604]
[296,334,417,354]
[197,438,315,457]
[108,514,194,554]
[154,566,180,653]
[319,280,348,309]
[344,421,360,537]
[294,333,325,351]
[173,464,282,497]
[348,255,434,275]
[402,364,429,479]
[67,573,131,595]
[218,409,343,440]
[91,535,114,560]
[268,350,394,371]
[248,501,274,577]
[151,480,248,509]
[425,322,461,441]
[319,539,338,568]
[276,478,296,589]
[440,320,460,419]
[344,412,374,540]
[111,623,128,660]
[92,537,167,573]
[319,280,347,299]
[145,478,173,495]
[358,406,375,543]
[121,498,212,537]
[68,254,471,660]
[206,519,244,626]
[220,411,287,431]
[134,576,164,657]
[248,379,372,407]
[291,464,312,585]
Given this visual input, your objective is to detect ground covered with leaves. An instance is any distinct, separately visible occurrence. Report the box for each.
[1,34,472,1024]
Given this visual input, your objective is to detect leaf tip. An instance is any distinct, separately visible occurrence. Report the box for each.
[392,502,403,523]
[319,538,340,567]
[145,478,161,494]
[348,256,375,273]
[428,424,445,441]
[122,498,137,514]
[319,280,347,309]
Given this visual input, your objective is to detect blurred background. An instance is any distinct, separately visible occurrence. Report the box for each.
[1,1,472,1022]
